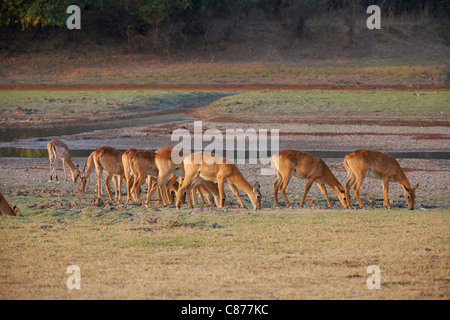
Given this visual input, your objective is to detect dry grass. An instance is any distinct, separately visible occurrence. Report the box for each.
[0,206,448,300]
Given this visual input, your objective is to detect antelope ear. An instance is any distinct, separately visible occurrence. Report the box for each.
[401,184,410,192]
[253,181,260,191]
[413,183,419,190]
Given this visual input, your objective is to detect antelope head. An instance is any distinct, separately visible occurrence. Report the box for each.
[13,206,22,217]
[401,183,419,210]
[251,181,262,210]
[72,164,80,183]
[336,187,349,209]
[79,162,88,192]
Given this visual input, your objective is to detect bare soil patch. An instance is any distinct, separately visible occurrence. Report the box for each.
[202,114,450,127]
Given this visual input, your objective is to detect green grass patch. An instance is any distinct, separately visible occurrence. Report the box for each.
[200,90,450,124]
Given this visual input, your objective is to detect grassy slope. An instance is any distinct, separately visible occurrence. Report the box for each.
[195,90,450,125]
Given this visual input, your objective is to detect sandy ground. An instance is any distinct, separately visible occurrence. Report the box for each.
[2,120,449,152]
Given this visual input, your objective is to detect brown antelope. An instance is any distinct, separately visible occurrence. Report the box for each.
[176,152,261,210]
[122,148,138,202]
[271,150,348,208]
[122,148,168,203]
[93,146,124,201]
[146,146,186,206]
[129,150,159,204]
[47,139,80,183]
[343,149,419,210]
[0,193,21,216]
[148,146,220,207]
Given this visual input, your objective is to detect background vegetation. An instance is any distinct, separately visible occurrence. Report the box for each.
[1,0,448,54]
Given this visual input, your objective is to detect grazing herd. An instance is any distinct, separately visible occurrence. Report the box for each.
[0,138,420,217]
[55,140,419,210]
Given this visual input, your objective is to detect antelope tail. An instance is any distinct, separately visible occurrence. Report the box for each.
[270,153,280,175]
[51,145,57,158]
[343,156,352,178]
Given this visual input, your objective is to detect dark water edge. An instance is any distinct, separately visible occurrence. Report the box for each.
[0,114,192,142]
[0,148,449,160]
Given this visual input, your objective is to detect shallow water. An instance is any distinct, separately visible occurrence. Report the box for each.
[0,148,448,160]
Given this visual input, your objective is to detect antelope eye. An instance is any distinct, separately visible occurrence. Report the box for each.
[407,196,411,199]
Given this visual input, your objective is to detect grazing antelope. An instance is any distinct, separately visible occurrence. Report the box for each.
[176,152,261,210]
[129,150,159,204]
[147,146,218,206]
[146,146,186,205]
[0,193,21,216]
[343,149,419,210]
[271,150,348,208]
[93,146,124,201]
[47,139,80,183]
[122,148,138,202]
